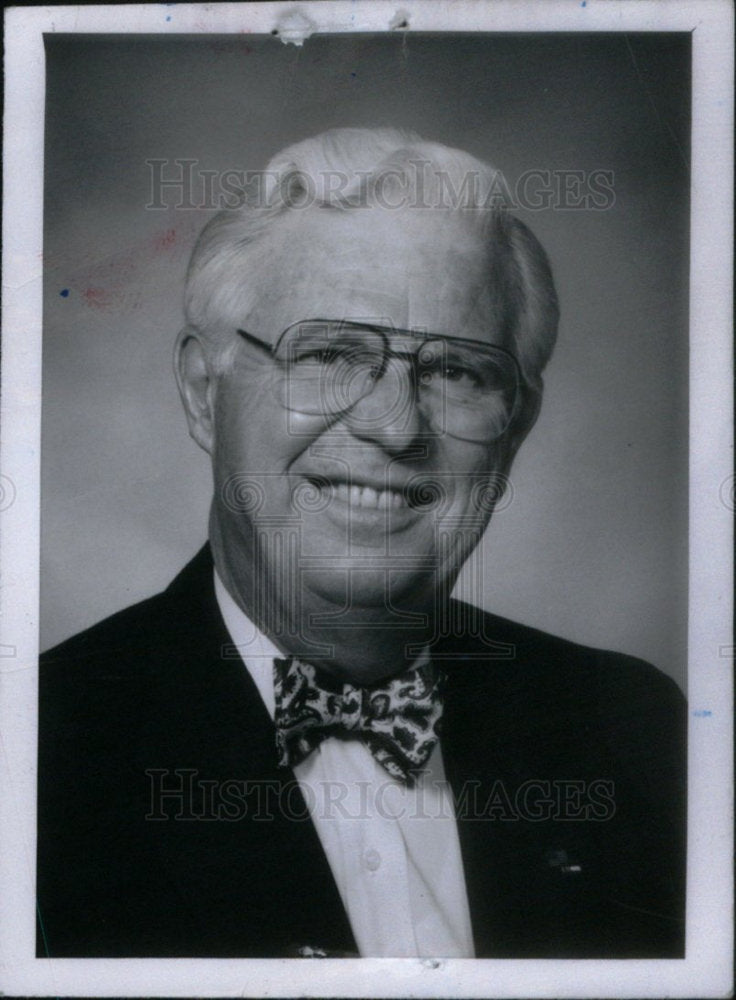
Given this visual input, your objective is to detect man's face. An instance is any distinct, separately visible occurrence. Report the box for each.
[207,204,526,625]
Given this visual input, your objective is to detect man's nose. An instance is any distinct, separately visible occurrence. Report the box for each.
[339,357,426,452]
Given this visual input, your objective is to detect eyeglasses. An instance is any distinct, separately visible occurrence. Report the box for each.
[236,319,523,443]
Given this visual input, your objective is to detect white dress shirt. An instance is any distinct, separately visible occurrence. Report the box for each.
[214,570,475,958]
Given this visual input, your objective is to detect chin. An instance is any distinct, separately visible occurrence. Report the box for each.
[302,566,438,614]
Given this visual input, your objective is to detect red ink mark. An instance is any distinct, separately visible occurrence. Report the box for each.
[83,287,116,310]
[152,228,177,252]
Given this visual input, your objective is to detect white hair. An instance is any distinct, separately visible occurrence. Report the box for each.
[184,127,559,387]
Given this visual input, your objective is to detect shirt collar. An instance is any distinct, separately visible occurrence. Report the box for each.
[213,567,432,720]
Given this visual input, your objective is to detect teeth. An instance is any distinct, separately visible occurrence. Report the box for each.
[316,480,409,510]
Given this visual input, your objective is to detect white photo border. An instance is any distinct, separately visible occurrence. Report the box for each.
[1,1,733,996]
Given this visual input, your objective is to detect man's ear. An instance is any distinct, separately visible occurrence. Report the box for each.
[499,384,543,472]
[174,327,217,455]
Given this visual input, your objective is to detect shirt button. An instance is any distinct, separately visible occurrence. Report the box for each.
[363,848,381,872]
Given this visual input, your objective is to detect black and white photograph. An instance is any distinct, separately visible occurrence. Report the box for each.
[1,2,732,997]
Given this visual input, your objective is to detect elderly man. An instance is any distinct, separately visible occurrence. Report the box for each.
[37,128,685,958]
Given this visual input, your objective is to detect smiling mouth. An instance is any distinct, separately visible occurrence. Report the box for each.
[303,477,429,511]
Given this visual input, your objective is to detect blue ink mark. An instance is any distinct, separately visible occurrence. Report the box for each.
[350,71,357,78]
[693,709,713,717]
[59,288,69,297]
[581,1,586,6]
[166,14,172,20]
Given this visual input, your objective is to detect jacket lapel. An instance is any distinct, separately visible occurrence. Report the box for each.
[437,611,630,958]
[148,545,357,956]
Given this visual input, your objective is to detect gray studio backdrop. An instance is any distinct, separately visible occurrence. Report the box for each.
[41,33,690,690]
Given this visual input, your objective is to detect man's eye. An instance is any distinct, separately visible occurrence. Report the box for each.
[292,344,384,375]
[420,363,479,387]
[445,365,478,384]
[293,346,342,365]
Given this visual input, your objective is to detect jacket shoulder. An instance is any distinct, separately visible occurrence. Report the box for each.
[40,544,215,675]
[42,589,173,665]
[443,598,686,815]
[445,597,684,703]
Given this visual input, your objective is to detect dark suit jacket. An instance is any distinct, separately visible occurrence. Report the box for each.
[37,545,686,958]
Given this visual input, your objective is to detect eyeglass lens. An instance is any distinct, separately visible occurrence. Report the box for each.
[273,321,518,442]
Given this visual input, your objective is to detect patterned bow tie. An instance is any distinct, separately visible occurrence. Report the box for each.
[273,657,445,785]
